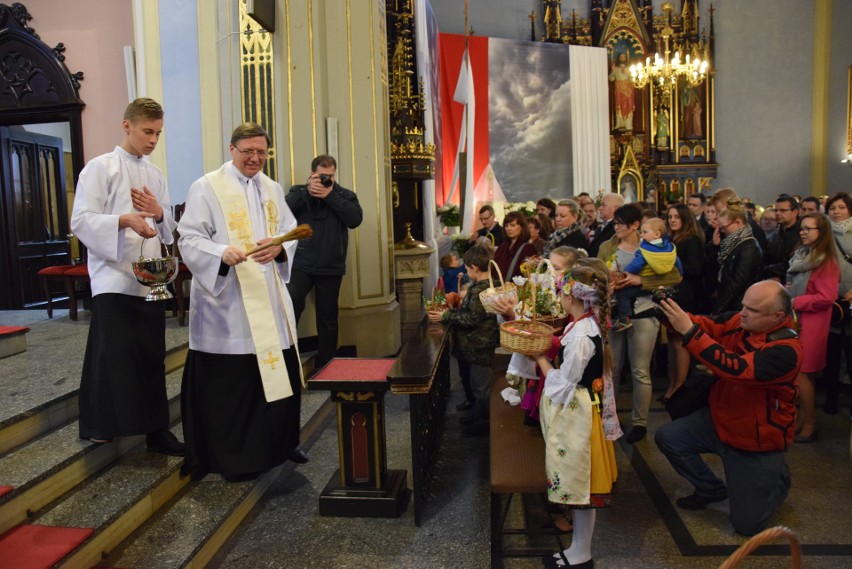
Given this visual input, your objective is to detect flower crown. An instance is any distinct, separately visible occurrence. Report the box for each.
[557,272,600,309]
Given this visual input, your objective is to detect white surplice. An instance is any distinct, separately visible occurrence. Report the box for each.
[178,162,298,355]
[70,146,176,297]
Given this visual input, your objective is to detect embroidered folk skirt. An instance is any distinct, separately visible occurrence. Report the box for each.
[540,388,618,508]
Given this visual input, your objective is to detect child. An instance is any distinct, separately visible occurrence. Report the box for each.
[428,245,499,436]
[440,253,467,294]
[532,258,621,567]
[612,217,682,331]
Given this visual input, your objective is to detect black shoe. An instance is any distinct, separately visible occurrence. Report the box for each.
[288,447,309,464]
[146,429,185,457]
[625,426,647,444]
[84,436,113,444]
[543,553,593,568]
[456,400,475,411]
[675,489,729,510]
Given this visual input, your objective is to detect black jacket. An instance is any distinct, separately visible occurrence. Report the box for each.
[285,183,363,275]
[712,236,763,314]
[587,219,615,258]
[763,220,801,281]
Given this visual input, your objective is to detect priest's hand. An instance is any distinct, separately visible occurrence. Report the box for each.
[131,187,164,222]
[222,246,248,266]
[119,212,157,238]
[249,238,282,265]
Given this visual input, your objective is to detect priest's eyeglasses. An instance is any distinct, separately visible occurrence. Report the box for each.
[235,147,269,159]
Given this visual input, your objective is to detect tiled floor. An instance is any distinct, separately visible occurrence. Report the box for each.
[211,360,852,568]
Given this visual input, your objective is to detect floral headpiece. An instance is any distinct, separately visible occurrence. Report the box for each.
[558,272,600,310]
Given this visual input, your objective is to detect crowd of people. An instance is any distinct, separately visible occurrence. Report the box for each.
[434,187,851,565]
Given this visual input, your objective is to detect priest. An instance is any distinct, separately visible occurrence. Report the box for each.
[178,122,307,482]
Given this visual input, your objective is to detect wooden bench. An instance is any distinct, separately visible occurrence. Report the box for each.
[490,376,566,568]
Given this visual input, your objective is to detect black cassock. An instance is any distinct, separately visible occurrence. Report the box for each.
[78,293,170,439]
[179,347,302,480]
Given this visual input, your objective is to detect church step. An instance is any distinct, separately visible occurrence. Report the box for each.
[0,370,183,536]
[0,318,188,456]
[93,389,333,569]
[21,425,188,569]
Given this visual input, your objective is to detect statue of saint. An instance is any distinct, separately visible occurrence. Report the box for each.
[609,52,635,131]
[656,110,669,147]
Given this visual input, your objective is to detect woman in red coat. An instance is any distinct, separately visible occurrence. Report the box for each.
[786,213,840,442]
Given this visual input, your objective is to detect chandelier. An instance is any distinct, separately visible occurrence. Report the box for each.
[629,26,708,96]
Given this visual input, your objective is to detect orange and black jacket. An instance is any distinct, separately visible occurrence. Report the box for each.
[681,312,802,452]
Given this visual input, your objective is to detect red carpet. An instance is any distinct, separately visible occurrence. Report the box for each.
[312,358,396,381]
[0,524,93,568]
[0,485,12,498]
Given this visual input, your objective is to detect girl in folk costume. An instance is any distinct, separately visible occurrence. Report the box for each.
[533,258,622,568]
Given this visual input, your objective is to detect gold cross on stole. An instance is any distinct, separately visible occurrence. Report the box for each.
[263,351,281,370]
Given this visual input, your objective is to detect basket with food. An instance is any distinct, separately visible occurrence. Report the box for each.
[479,260,517,314]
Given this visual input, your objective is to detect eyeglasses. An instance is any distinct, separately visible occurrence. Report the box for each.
[775,208,793,213]
[799,226,819,233]
[612,220,626,227]
[234,147,269,159]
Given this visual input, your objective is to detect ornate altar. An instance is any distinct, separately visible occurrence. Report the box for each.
[386,0,435,242]
[538,0,718,208]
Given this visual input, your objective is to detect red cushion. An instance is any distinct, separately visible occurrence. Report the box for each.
[37,265,74,276]
[0,326,29,336]
[65,265,89,277]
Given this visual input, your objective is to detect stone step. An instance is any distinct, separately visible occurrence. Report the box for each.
[0,315,189,455]
[0,370,183,536]
[94,389,333,569]
[26,424,188,569]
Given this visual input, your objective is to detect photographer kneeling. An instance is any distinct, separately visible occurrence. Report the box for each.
[654,280,802,536]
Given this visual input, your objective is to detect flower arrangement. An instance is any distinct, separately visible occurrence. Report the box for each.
[423,287,447,311]
[450,233,469,256]
[510,257,565,320]
[504,201,537,218]
[436,203,461,227]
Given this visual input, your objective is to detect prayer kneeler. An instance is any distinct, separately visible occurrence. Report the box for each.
[308,358,410,518]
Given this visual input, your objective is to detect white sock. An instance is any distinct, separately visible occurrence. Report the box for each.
[555,509,595,566]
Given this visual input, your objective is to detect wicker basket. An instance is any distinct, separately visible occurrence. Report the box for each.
[479,260,517,314]
[500,319,554,355]
[718,526,801,569]
[500,278,553,355]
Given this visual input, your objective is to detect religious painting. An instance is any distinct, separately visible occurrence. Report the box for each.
[439,34,574,206]
[679,80,705,140]
[605,31,646,134]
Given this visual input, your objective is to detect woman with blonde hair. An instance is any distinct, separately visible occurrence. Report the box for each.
[533,257,621,568]
[787,212,840,442]
[544,199,588,256]
[710,199,763,314]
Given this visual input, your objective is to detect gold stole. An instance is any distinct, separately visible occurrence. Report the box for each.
[205,167,302,402]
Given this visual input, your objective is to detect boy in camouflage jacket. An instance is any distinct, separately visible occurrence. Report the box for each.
[429,245,499,435]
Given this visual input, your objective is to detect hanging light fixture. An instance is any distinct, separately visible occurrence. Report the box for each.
[629,25,708,96]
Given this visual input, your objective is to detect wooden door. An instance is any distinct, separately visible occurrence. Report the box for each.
[0,127,70,309]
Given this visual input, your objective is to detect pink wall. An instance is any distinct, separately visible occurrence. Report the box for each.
[24,0,134,161]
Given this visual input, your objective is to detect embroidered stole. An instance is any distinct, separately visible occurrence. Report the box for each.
[206,167,302,402]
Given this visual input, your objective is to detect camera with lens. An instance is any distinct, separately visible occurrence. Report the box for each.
[651,286,678,304]
[318,174,334,188]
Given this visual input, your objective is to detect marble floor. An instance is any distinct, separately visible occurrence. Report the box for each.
[209,359,852,569]
[3,309,851,568]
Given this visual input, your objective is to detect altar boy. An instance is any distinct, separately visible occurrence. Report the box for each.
[70,98,184,455]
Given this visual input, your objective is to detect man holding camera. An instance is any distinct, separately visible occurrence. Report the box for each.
[286,155,363,371]
[654,280,802,536]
